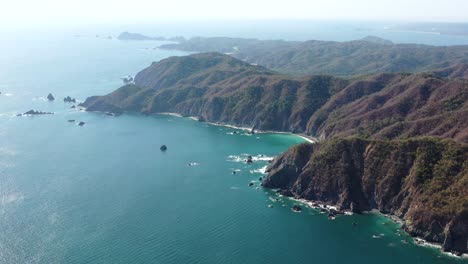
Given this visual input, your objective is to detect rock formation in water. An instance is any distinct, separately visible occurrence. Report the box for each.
[64,96,76,103]
[47,93,55,101]
[262,137,467,254]
[20,110,53,116]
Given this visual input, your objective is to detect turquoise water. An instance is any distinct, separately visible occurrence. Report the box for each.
[0,32,466,263]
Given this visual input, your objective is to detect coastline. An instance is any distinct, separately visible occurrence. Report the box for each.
[281,193,467,259]
[158,112,317,143]
[85,109,464,258]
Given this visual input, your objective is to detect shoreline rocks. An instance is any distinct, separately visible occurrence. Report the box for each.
[292,205,302,212]
[262,137,468,254]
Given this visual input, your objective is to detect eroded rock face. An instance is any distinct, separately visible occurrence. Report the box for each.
[262,137,468,254]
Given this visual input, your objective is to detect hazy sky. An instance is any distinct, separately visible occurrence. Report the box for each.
[1,0,467,29]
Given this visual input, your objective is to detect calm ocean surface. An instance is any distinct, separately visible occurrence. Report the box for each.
[1,24,467,263]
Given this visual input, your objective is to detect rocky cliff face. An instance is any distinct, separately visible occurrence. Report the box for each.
[263,137,468,254]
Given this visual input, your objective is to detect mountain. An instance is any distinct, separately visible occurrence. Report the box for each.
[263,137,467,254]
[80,52,468,143]
[306,73,468,143]
[360,35,394,45]
[433,64,468,79]
[117,32,165,41]
[81,52,349,132]
[159,37,468,76]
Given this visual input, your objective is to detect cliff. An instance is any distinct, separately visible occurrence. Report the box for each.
[263,137,468,254]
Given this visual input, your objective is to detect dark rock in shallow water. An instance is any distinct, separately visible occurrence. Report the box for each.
[64,96,76,103]
[71,105,76,109]
[22,110,53,115]
[248,182,254,187]
[246,155,253,163]
[47,93,55,101]
[292,205,302,212]
[68,119,75,122]
[160,145,167,151]
[78,121,85,126]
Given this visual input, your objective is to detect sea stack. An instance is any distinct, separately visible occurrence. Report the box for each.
[47,93,55,101]
[64,96,77,103]
[160,145,167,151]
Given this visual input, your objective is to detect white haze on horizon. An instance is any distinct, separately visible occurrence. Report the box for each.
[1,0,467,30]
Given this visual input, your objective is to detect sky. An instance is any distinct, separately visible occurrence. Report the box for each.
[1,0,467,29]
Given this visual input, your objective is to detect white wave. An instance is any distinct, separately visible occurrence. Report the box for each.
[249,165,268,174]
[187,162,199,166]
[229,187,239,190]
[227,154,274,163]
[0,147,17,156]
[3,93,13,96]
[1,192,24,206]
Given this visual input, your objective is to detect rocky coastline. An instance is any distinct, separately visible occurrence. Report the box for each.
[262,138,467,255]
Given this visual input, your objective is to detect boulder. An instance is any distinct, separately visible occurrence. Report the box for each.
[160,145,167,151]
[71,105,76,109]
[292,205,302,212]
[47,93,55,101]
[246,156,253,163]
[78,121,85,126]
[248,182,254,186]
[68,119,75,122]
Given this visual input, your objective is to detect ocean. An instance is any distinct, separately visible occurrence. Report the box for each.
[1,23,467,263]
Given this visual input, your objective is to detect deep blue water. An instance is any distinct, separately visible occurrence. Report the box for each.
[0,27,466,263]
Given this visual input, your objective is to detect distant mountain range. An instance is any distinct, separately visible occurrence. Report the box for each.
[82,43,468,255]
[117,32,185,42]
[159,36,468,76]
